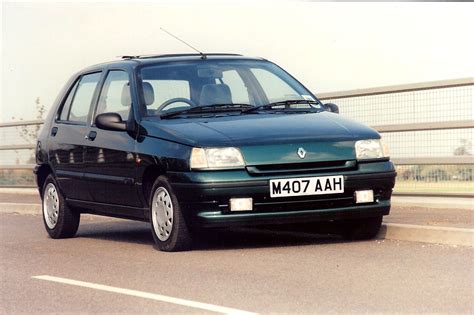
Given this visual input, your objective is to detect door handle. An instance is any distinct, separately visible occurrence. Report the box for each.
[85,131,97,141]
[51,127,58,137]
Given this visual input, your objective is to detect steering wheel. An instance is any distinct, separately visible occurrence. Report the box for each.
[157,98,197,112]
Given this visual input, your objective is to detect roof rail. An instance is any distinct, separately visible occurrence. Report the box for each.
[120,53,242,60]
[121,55,140,59]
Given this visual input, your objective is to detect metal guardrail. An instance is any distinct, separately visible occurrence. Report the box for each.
[318,77,474,100]
[0,78,473,196]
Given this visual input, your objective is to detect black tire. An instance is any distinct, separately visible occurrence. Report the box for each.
[341,216,383,240]
[41,174,80,239]
[149,176,192,252]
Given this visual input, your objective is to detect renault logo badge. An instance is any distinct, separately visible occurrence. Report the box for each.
[297,147,307,159]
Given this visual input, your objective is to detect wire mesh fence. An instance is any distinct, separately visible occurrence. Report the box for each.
[1,79,473,195]
[320,79,474,195]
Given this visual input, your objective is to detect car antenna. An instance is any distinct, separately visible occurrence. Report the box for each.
[160,27,207,60]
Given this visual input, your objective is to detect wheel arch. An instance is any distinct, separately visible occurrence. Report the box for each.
[141,164,167,207]
[36,164,54,199]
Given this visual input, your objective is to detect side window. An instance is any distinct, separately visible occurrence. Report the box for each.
[59,81,79,121]
[96,71,131,121]
[63,72,102,123]
[220,70,250,104]
[250,68,300,102]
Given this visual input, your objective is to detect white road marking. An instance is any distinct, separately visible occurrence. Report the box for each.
[32,275,257,315]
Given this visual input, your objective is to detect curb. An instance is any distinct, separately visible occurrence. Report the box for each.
[0,203,41,215]
[0,203,472,247]
[378,223,474,247]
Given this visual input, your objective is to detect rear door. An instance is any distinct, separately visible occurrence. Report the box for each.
[49,72,102,201]
[83,69,142,208]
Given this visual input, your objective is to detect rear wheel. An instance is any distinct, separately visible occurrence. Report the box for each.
[341,216,383,240]
[149,176,192,251]
[42,175,80,238]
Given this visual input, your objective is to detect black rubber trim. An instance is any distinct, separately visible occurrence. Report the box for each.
[346,171,397,181]
[67,198,147,220]
[55,170,134,185]
[56,170,83,179]
[194,204,391,228]
[171,171,397,189]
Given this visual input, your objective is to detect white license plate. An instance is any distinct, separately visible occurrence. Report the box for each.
[269,175,344,198]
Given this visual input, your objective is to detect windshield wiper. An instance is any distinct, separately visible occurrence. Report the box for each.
[242,99,322,114]
[160,103,254,119]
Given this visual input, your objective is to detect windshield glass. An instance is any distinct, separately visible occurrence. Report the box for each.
[139,59,319,116]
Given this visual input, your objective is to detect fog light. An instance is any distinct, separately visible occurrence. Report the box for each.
[230,198,253,211]
[355,190,374,204]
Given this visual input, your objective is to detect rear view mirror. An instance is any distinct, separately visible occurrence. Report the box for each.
[324,103,339,114]
[197,67,223,79]
[95,112,127,131]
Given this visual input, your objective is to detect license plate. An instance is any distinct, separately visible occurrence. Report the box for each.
[269,175,344,198]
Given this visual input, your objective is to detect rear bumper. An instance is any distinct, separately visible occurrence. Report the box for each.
[169,163,396,228]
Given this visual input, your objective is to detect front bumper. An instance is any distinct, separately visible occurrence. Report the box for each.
[168,161,396,228]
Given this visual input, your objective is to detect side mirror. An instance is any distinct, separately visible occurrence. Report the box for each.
[95,112,127,131]
[324,103,339,114]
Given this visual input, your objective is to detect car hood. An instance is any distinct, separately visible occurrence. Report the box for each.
[141,112,379,147]
[141,112,380,165]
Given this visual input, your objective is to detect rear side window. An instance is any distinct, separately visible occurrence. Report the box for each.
[59,81,78,121]
[60,72,102,123]
[96,71,131,121]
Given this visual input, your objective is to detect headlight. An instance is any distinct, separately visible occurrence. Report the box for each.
[355,139,389,160]
[190,147,245,169]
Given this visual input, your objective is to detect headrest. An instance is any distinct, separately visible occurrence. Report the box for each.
[143,82,155,106]
[121,83,131,107]
[199,84,232,106]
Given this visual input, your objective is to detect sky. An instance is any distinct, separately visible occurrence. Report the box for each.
[1,1,474,122]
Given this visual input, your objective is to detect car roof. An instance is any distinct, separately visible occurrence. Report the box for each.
[81,53,266,73]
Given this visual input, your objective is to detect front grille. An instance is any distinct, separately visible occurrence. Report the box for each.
[246,160,356,176]
[253,195,356,213]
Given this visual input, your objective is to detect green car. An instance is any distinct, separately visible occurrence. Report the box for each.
[35,53,396,251]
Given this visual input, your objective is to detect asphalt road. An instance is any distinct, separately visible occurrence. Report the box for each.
[1,213,473,314]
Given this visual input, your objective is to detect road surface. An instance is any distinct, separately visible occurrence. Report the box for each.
[1,213,472,313]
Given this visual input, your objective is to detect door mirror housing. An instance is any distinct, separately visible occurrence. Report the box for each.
[95,112,127,131]
[324,103,339,114]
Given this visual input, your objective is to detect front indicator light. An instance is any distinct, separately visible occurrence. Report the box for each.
[355,190,374,204]
[230,198,253,211]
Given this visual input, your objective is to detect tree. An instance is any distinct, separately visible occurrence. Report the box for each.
[453,138,472,156]
[12,97,46,164]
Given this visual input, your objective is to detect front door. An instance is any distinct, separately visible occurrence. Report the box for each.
[83,70,142,208]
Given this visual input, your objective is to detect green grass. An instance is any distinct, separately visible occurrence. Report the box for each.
[395,180,474,193]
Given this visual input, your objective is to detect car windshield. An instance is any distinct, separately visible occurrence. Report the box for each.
[138,59,321,117]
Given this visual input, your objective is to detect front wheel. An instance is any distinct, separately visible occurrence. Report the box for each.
[149,176,192,251]
[341,216,383,240]
[42,175,80,238]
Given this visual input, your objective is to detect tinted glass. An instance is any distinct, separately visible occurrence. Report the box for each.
[221,70,250,104]
[144,80,190,113]
[139,60,315,116]
[59,80,79,121]
[250,68,300,103]
[96,71,130,121]
[68,72,102,123]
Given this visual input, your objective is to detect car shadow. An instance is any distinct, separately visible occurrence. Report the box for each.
[76,219,347,250]
[193,226,344,251]
[76,220,154,245]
